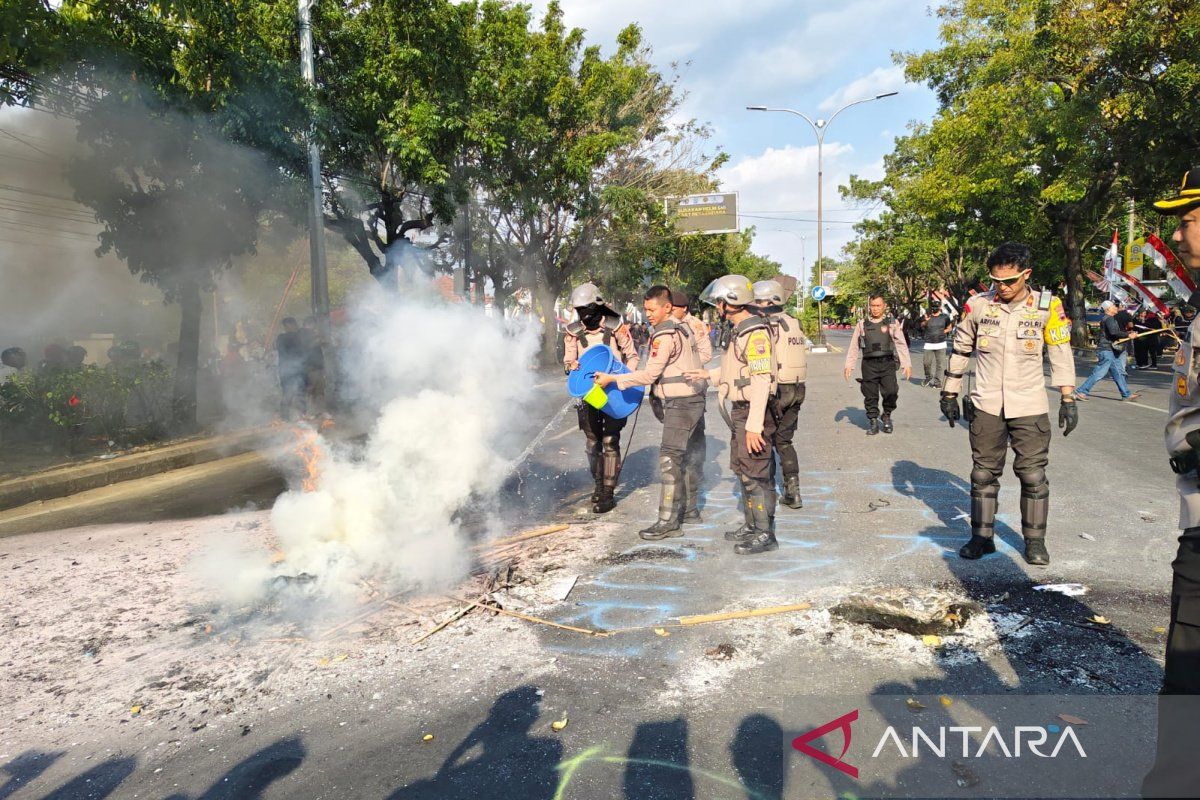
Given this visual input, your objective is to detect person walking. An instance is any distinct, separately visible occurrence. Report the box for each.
[594,286,707,538]
[843,294,912,435]
[939,242,1078,566]
[1143,166,1200,798]
[1073,300,1141,402]
[919,306,952,388]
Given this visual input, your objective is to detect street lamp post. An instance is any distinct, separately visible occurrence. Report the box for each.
[747,91,897,343]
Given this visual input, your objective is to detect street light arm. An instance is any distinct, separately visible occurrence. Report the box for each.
[824,91,897,131]
[746,106,820,138]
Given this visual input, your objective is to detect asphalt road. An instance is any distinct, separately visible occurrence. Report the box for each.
[1,335,1186,799]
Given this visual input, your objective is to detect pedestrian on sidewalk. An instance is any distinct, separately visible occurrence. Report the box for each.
[596,285,706,538]
[1074,301,1141,402]
[843,294,912,435]
[919,306,951,388]
[939,242,1077,566]
[563,282,639,514]
[689,275,778,555]
[1143,166,1200,798]
[275,318,307,420]
[753,278,808,510]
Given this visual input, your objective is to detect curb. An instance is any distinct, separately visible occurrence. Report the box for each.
[0,427,275,513]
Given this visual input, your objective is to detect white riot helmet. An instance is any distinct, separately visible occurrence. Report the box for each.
[569,282,618,317]
[752,279,786,307]
[699,274,755,307]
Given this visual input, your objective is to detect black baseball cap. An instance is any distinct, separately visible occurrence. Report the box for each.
[670,290,689,307]
[1153,167,1200,214]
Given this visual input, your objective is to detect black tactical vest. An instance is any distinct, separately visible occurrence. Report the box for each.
[861,316,897,358]
[923,313,949,344]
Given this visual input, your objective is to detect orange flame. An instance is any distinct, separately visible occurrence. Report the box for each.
[288,426,324,492]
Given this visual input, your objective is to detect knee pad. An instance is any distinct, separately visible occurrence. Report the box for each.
[600,434,620,453]
[1017,468,1048,497]
[970,468,1000,491]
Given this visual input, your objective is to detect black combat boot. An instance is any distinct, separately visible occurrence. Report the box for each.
[958,534,996,559]
[682,508,703,524]
[1020,479,1050,565]
[725,478,757,540]
[592,486,616,514]
[640,520,683,540]
[734,478,778,555]
[1023,538,1050,566]
[867,417,880,436]
[880,414,894,434]
[781,475,804,509]
[591,479,604,506]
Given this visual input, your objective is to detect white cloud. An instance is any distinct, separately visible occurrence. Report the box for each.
[818,64,912,113]
[718,143,884,282]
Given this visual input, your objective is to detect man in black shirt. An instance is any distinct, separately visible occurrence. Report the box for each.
[919,308,951,388]
[275,317,307,419]
[1074,301,1140,401]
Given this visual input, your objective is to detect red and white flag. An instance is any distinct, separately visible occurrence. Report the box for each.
[1143,233,1196,300]
[1102,230,1122,303]
[1113,269,1171,316]
[1086,269,1131,307]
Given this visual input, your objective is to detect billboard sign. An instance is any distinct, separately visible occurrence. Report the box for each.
[821,270,839,295]
[665,193,739,235]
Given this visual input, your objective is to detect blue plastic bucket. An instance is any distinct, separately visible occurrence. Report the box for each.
[565,344,644,419]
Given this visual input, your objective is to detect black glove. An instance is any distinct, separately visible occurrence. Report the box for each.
[940,392,960,428]
[1059,396,1078,437]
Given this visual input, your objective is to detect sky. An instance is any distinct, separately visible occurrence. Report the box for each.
[527,0,944,292]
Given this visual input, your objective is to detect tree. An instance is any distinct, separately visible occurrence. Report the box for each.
[39,0,308,428]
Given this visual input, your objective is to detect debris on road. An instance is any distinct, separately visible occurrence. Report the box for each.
[705,643,736,661]
[905,698,926,711]
[1087,615,1111,625]
[1079,532,1096,541]
[654,628,670,637]
[1033,583,1088,597]
[422,734,434,742]
[831,587,981,636]
[1058,713,1089,726]
[551,716,568,732]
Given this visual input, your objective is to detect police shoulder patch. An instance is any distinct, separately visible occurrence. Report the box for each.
[745,330,772,375]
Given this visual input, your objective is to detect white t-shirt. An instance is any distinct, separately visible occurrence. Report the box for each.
[923,341,947,351]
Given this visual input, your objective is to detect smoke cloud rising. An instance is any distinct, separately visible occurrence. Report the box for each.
[211,284,539,608]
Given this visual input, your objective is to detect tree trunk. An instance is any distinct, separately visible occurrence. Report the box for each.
[173,279,202,432]
[1054,214,1089,346]
[533,280,560,367]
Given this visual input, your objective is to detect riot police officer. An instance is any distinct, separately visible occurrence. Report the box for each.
[595,286,708,539]
[563,282,639,513]
[753,279,808,509]
[1143,165,1200,798]
[691,275,778,554]
[939,242,1077,566]
[844,295,912,435]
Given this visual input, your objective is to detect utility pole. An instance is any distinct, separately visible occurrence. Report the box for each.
[299,0,330,342]
[748,91,898,345]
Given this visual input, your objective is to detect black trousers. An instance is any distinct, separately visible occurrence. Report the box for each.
[657,395,706,520]
[859,356,898,418]
[730,401,777,481]
[1143,527,1200,797]
[770,382,805,478]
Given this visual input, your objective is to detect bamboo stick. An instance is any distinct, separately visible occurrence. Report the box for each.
[475,523,570,551]
[677,603,812,627]
[1115,325,1180,345]
[446,595,604,637]
[410,603,477,645]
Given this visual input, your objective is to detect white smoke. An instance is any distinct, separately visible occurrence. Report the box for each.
[221,282,538,605]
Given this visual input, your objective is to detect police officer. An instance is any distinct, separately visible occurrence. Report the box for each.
[939,242,1077,566]
[671,290,712,521]
[753,279,808,509]
[595,285,707,539]
[563,282,639,514]
[843,295,912,435]
[690,275,778,555]
[1141,169,1200,799]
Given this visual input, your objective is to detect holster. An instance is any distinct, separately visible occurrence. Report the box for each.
[649,393,665,423]
[717,383,734,430]
[962,396,977,424]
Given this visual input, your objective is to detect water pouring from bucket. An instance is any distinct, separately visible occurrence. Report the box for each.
[565,344,644,419]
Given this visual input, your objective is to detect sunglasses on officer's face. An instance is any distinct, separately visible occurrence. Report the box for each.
[990,269,1029,286]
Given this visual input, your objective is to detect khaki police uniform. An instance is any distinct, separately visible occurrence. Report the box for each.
[765,311,807,504]
[682,312,713,364]
[709,316,776,534]
[617,318,707,525]
[845,315,911,420]
[564,316,639,498]
[943,289,1074,545]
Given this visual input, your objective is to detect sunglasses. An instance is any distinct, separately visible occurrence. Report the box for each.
[990,271,1029,286]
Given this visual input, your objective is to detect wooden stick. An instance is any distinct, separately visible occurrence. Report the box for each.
[1115,326,1179,344]
[410,603,477,645]
[447,595,604,637]
[678,603,812,627]
[475,524,570,551]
